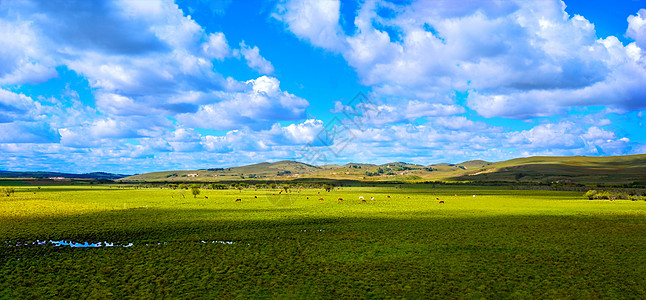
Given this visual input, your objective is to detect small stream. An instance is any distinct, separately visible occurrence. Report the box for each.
[3,240,238,248]
[3,229,324,248]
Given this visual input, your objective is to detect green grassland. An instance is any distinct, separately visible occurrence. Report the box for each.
[1,185,645,298]
[119,154,646,185]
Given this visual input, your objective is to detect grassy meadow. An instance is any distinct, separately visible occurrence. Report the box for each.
[1,184,645,298]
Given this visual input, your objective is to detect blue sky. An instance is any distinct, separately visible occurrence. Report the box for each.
[1,0,645,173]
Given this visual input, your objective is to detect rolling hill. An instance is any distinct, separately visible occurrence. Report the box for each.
[118,154,646,185]
[121,160,321,181]
[449,154,646,184]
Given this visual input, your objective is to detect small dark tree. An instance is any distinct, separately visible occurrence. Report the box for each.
[191,187,201,198]
[2,187,15,197]
[323,184,333,192]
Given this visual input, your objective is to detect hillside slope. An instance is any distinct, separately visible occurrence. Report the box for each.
[449,154,646,184]
[118,154,646,184]
[122,161,320,181]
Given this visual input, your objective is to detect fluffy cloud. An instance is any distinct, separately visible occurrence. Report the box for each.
[35,0,169,55]
[0,0,310,149]
[276,0,646,118]
[0,89,61,144]
[95,93,165,116]
[332,97,464,126]
[202,32,231,60]
[627,9,646,50]
[59,115,171,148]
[269,119,325,145]
[239,41,275,74]
[273,0,346,51]
[0,122,60,143]
[0,0,321,172]
[505,121,632,156]
[432,116,489,131]
[0,0,286,123]
[301,116,634,165]
[0,0,239,98]
[507,122,583,149]
[0,89,43,122]
[389,101,464,120]
[59,119,136,148]
[201,120,324,154]
[0,18,56,85]
[305,121,505,165]
[177,76,308,130]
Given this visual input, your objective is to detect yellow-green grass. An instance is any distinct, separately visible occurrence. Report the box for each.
[1,185,645,298]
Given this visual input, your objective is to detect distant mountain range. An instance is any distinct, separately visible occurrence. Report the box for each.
[0,171,129,180]
[120,154,646,185]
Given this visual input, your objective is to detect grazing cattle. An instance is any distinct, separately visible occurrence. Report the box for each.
[279,191,282,194]
[338,197,343,201]
[407,196,410,199]
[387,195,390,198]
[204,196,208,199]
[455,194,457,197]
[318,197,324,200]
[235,198,241,202]
[254,196,258,198]
[359,196,364,200]
[473,195,476,198]
[436,197,439,201]
[439,200,445,204]
[370,197,374,201]
[361,198,366,202]
[307,197,309,199]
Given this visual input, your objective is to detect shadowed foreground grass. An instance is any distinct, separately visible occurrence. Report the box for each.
[1,185,645,298]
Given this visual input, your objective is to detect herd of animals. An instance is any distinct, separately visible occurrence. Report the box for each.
[222,192,476,203]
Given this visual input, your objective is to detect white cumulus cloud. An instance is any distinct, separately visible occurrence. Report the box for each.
[177,76,308,130]
[202,32,231,60]
[239,41,275,74]
[273,0,346,51]
[627,9,646,50]
[275,0,646,119]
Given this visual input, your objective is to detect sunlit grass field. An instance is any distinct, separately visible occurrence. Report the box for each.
[1,185,645,298]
